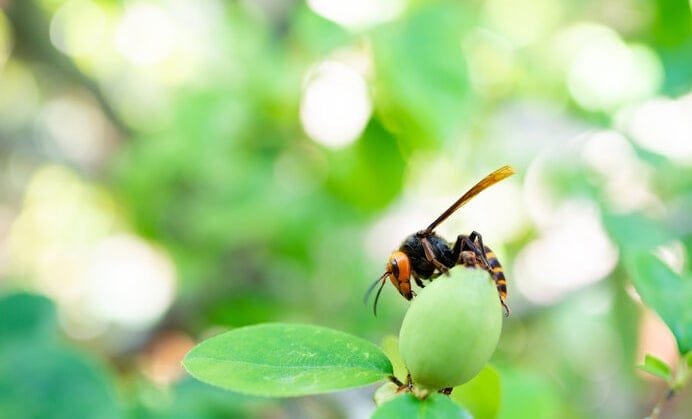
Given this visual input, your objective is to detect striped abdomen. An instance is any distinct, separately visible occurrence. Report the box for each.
[484,246,509,316]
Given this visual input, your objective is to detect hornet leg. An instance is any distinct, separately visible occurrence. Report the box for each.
[452,232,510,316]
[421,237,451,276]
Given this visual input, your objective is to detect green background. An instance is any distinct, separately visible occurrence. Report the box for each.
[0,0,691,417]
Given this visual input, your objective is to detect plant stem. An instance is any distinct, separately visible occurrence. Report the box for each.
[646,356,689,419]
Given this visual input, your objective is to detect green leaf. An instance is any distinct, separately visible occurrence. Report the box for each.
[602,214,671,253]
[0,343,121,419]
[373,393,473,419]
[0,292,57,344]
[638,354,672,381]
[626,252,692,353]
[451,364,501,419]
[0,293,121,419]
[182,323,392,397]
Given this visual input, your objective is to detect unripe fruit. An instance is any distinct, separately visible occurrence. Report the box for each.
[398,267,502,390]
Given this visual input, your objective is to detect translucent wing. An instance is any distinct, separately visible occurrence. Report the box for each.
[425,165,515,232]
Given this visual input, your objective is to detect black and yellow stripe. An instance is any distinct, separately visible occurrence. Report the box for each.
[484,247,509,316]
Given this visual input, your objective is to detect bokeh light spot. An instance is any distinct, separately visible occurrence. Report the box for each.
[38,94,117,169]
[514,201,618,304]
[564,24,663,112]
[0,61,41,130]
[307,0,404,30]
[581,130,660,212]
[50,0,107,57]
[84,234,176,329]
[115,3,178,65]
[300,61,372,149]
[7,166,176,339]
[621,93,692,164]
[484,0,563,46]
[451,180,527,244]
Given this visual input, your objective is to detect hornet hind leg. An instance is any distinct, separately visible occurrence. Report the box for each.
[452,231,510,316]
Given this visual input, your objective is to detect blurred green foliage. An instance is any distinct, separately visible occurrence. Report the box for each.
[0,294,120,419]
[451,365,501,419]
[0,0,691,417]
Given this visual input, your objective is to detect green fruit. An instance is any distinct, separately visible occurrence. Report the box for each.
[398,267,502,390]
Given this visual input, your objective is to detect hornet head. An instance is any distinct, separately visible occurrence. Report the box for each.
[364,251,413,315]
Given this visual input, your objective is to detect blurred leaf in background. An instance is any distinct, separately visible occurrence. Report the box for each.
[0,0,691,417]
[0,293,121,419]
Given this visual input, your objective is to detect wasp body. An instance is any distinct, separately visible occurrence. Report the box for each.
[365,166,514,316]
